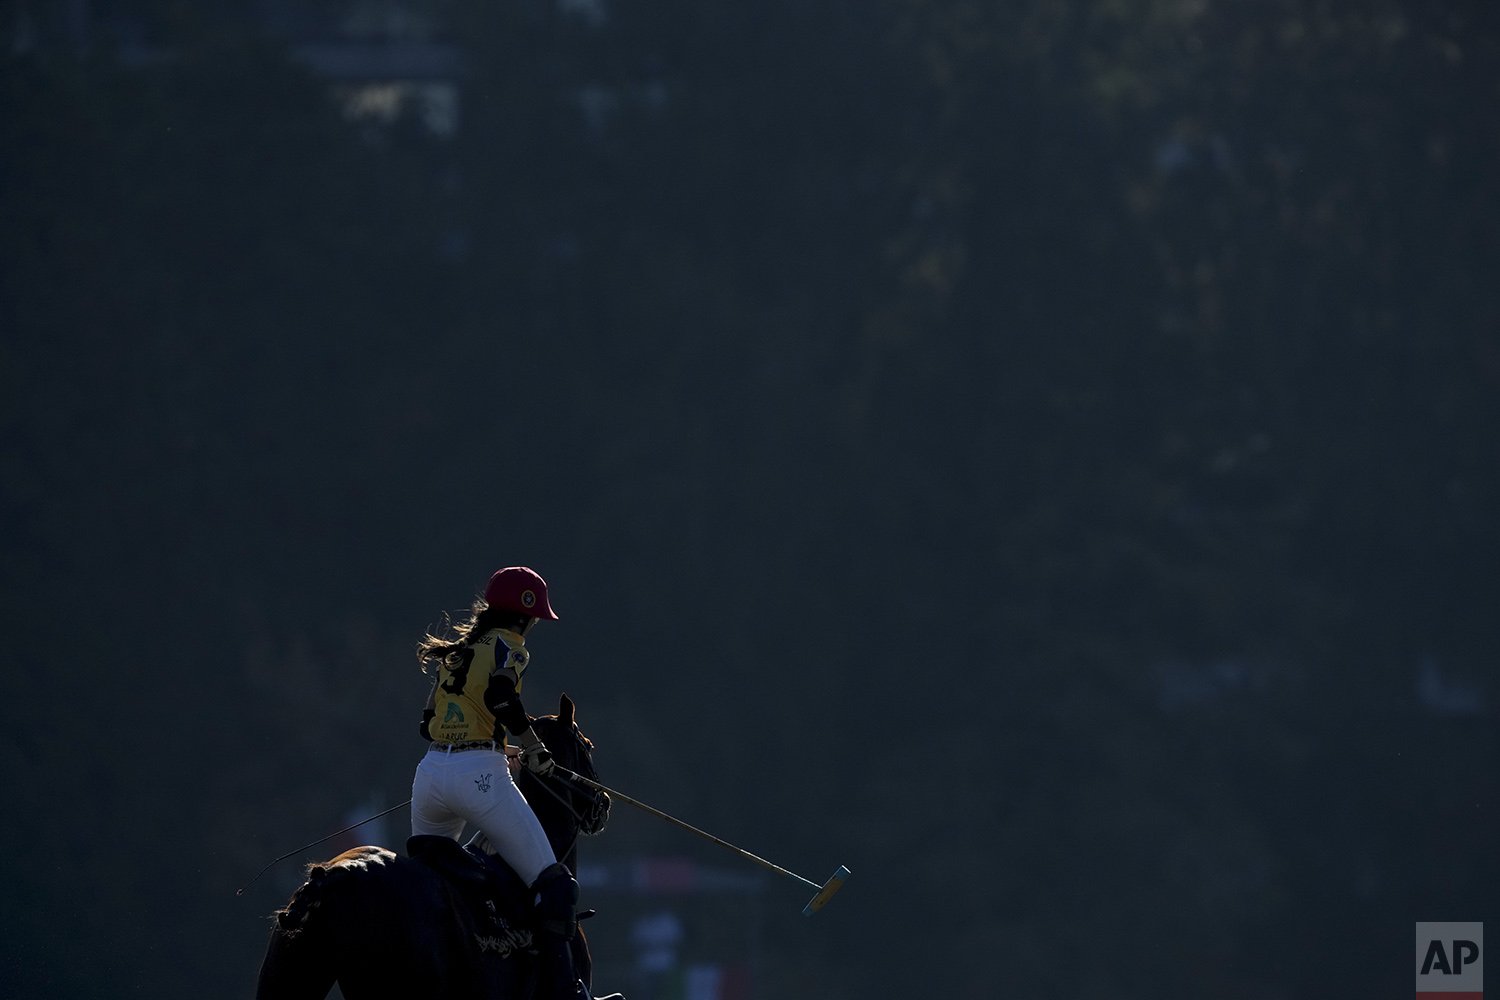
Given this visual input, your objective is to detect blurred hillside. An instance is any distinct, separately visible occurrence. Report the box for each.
[2,2,1496,998]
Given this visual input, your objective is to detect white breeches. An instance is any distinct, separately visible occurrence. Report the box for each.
[410,747,556,887]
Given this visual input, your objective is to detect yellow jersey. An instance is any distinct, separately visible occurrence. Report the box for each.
[428,628,530,744]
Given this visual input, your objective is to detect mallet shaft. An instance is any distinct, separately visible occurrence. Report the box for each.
[556,767,821,889]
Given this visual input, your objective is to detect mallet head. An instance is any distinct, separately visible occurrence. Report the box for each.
[802,865,851,916]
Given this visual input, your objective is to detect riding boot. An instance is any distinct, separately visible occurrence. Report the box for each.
[531,863,592,1000]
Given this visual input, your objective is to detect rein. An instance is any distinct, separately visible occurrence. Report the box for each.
[526,765,608,864]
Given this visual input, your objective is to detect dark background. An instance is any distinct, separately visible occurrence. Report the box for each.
[2,2,1496,998]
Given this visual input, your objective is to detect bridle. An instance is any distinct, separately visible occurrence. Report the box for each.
[529,766,609,836]
[523,724,610,862]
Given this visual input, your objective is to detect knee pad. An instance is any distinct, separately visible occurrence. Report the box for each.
[531,862,579,940]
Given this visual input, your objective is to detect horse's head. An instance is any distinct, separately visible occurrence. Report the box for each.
[519,693,611,859]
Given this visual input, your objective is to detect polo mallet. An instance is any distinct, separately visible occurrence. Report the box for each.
[555,766,850,915]
[235,798,413,896]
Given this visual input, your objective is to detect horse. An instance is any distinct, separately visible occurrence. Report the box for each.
[256,693,613,1000]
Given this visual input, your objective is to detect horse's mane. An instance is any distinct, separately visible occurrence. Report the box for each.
[271,846,395,937]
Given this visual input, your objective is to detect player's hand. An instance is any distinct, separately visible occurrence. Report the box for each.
[518,732,555,775]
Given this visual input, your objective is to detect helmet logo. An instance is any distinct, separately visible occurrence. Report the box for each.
[521,589,536,609]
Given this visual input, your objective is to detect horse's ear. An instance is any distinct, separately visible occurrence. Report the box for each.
[559,692,575,726]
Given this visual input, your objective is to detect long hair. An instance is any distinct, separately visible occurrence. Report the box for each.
[417,600,529,673]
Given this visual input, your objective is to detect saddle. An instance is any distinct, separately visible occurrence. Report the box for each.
[406,836,610,998]
[407,835,536,957]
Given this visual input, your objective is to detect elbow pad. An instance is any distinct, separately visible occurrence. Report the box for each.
[486,686,530,736]
[419,708,436,741]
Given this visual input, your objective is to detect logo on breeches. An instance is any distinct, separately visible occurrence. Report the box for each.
[475,772,493,793]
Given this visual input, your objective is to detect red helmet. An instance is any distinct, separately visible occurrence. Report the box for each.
[482,566,559,620]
